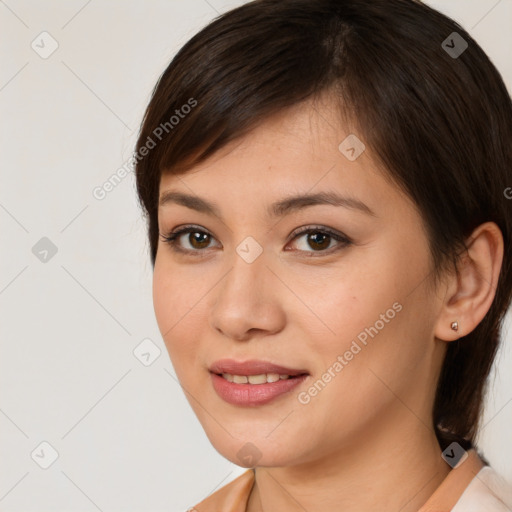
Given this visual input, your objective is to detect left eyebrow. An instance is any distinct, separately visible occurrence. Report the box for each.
[158,190,376,219]
[269,191,376,218]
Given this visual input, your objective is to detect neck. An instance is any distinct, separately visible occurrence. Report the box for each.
[247,416,451,512]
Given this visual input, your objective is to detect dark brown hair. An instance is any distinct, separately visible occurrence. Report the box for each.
[134,0,512,451]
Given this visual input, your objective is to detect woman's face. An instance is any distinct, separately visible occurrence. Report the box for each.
[153,98,448,468]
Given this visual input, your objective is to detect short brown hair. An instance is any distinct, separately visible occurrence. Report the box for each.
[134,0,512,451]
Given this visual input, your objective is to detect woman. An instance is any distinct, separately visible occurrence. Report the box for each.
[134,0,512,510]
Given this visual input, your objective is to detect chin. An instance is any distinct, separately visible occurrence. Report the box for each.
[206,432,303,468]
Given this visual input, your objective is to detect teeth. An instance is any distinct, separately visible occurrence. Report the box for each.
[248,374,267,384]
[221,372,293,384]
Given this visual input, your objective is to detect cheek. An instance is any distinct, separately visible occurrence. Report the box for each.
[152,261,200,370]
[321,287,437,419]
[294,299,435,450]
[292,261,401,355]
[301,237,434,376]
[152,253,206,332]
[152,263,178,336]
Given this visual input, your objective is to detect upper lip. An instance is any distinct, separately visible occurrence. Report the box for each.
[209,359,309,376]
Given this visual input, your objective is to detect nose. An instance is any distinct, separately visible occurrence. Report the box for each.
[209,247,286,342]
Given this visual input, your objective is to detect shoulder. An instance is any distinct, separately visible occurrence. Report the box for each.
[188,469,255,512]
[452,465,512,512]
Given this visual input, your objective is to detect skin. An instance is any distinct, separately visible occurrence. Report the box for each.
[152,95,504,512]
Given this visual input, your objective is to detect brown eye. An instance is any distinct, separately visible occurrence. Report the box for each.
[287,227,351,255]
[187,231,211,249]
[159,226,219,253]
[304,232,332,251]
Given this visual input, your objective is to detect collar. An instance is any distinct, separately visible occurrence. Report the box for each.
[418,448,485,511]
[191,448,485,512]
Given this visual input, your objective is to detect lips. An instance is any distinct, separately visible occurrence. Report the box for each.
[209,359,309,377]
[208,359,310,406]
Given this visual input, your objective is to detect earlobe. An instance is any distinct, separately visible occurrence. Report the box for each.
[434,222,504,342]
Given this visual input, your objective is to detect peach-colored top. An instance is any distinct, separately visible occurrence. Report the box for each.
[189,449,490,512]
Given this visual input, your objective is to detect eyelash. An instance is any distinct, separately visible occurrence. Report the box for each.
[159,224,352,257]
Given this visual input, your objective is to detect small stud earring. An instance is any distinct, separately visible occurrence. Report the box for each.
[451,321,459,332]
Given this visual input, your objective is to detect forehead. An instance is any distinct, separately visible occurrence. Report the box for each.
[158,98,411,221]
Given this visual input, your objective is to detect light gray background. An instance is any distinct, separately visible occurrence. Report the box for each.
[1,1,511,511]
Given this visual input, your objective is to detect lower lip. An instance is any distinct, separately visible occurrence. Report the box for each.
[210,372,308,406]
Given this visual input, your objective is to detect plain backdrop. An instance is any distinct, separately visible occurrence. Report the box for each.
[1,1,511,511]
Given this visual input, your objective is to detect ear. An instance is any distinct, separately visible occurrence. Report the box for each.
[435,222,504,341]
